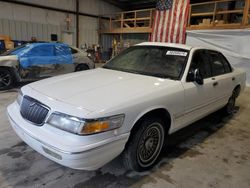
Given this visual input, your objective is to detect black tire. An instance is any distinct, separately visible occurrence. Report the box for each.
[75,64,89,72]
[224,90,237,115]
[122,117,165,172]
[0,68,15,91]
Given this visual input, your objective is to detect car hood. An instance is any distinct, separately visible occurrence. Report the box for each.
[0,55,18,61]
[28,68,178,112]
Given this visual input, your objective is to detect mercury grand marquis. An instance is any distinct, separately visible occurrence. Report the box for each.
[7,42,246,172]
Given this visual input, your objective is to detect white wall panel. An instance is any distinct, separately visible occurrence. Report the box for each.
[79,0,120,15]
[79,16,98,46]
[20,21,28,40]
[15,0,75,11]
[15,21,22,40]
[0,18,61,42]
[3,20,10,35]
[9,21,16,38]
[0,0,121,46]
[0,2,13,20]
[13,4,30,22]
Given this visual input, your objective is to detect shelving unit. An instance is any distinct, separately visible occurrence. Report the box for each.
[187,0,250,30]
[99,9,154,34]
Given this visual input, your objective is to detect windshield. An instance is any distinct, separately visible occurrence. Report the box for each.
[103,46,189,80]
[1,44,28,56]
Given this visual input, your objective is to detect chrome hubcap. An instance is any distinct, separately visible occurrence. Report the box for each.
[137,123,164,167]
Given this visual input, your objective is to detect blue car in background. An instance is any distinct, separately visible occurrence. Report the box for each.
[0,42,94,90]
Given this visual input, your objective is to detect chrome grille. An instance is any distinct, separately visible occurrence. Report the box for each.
[20,96,49,125]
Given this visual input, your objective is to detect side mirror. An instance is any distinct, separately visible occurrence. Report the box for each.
[187,68,204,85]
[194,69,204,85]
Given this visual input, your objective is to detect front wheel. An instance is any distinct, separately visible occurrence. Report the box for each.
[122,117,165,172]
[0,68,14,91]
[75,64,89,72]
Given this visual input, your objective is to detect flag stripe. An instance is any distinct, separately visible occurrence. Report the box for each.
[160,11,166,42]
[175,0,184,43]
[182,0,189,44]
[154,11,160,42]
[150,0,190,44]
[170,1,178,43]
[179,1,188,43]
[151,11,157,42]
[157,11,164,42]
[162,9,169,42]
[165,3,173,43]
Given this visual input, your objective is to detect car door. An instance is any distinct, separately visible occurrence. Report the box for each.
[51,44,74,76]
[181,49,217,127]
[207,50,234,106]
[20,44,56,79]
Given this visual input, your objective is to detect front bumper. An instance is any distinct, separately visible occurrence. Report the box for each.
[7,102,129,170]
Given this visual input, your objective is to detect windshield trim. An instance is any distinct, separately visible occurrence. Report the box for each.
[103,66,176,79]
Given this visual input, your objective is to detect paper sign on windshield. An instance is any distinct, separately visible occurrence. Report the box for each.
[166,51,188,56]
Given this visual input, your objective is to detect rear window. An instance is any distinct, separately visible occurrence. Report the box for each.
[208,51,228,76]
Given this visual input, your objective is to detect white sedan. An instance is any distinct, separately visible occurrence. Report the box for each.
[7,42,246,172]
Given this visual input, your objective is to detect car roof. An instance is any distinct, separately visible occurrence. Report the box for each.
[136,42,193,50]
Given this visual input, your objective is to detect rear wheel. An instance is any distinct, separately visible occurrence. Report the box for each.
[122,117,165,171]
[224,90,237,115]
[75,64,89,72]
[0,68,14,91]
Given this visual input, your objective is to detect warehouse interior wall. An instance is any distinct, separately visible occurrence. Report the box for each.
[0,0,121,47]
[186,29,250,85]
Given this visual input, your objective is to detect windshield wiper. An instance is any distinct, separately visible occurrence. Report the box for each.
[103,66,140,74]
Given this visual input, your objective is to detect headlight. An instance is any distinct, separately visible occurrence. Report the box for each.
[17,90,23,106]
[47,113,124,135]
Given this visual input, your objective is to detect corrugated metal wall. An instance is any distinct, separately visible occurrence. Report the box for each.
[0,18,61,42]
[100,33,149,52]
[122,33,149,45]
[101,34,113,51]
[0,0,121,46]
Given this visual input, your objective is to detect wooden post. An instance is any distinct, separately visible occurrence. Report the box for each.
[134,11,137,28]
[121,13,124,30]
[243,0,250,25]
[187,5,192,27]
[212,2,217,26]
[109,16,112,31]
[149,9,152,28]
[76,0,79,47]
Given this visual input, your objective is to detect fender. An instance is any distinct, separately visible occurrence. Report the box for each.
[0,55,22,82]
[131,105,174,132]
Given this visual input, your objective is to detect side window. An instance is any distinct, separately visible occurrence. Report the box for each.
[55,44,71,56]
[219,53,231,73]
[30,45,54,56]
[208,51,226,76]
[189,50,212,79]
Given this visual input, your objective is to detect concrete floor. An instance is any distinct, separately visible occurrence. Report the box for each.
[0,87,250,188]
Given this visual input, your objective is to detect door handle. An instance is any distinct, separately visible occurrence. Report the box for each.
[213,82,218,87]
[232,77,235,81]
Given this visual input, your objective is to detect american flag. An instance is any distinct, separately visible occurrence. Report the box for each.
[150,0,190,44]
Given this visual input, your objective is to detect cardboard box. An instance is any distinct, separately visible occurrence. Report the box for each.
[202,18,211,25]
[0,35,11,41]
[5,41,14,50]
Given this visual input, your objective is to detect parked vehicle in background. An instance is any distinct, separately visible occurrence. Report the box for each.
[0,42,94,90]
[7,42,246,172]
